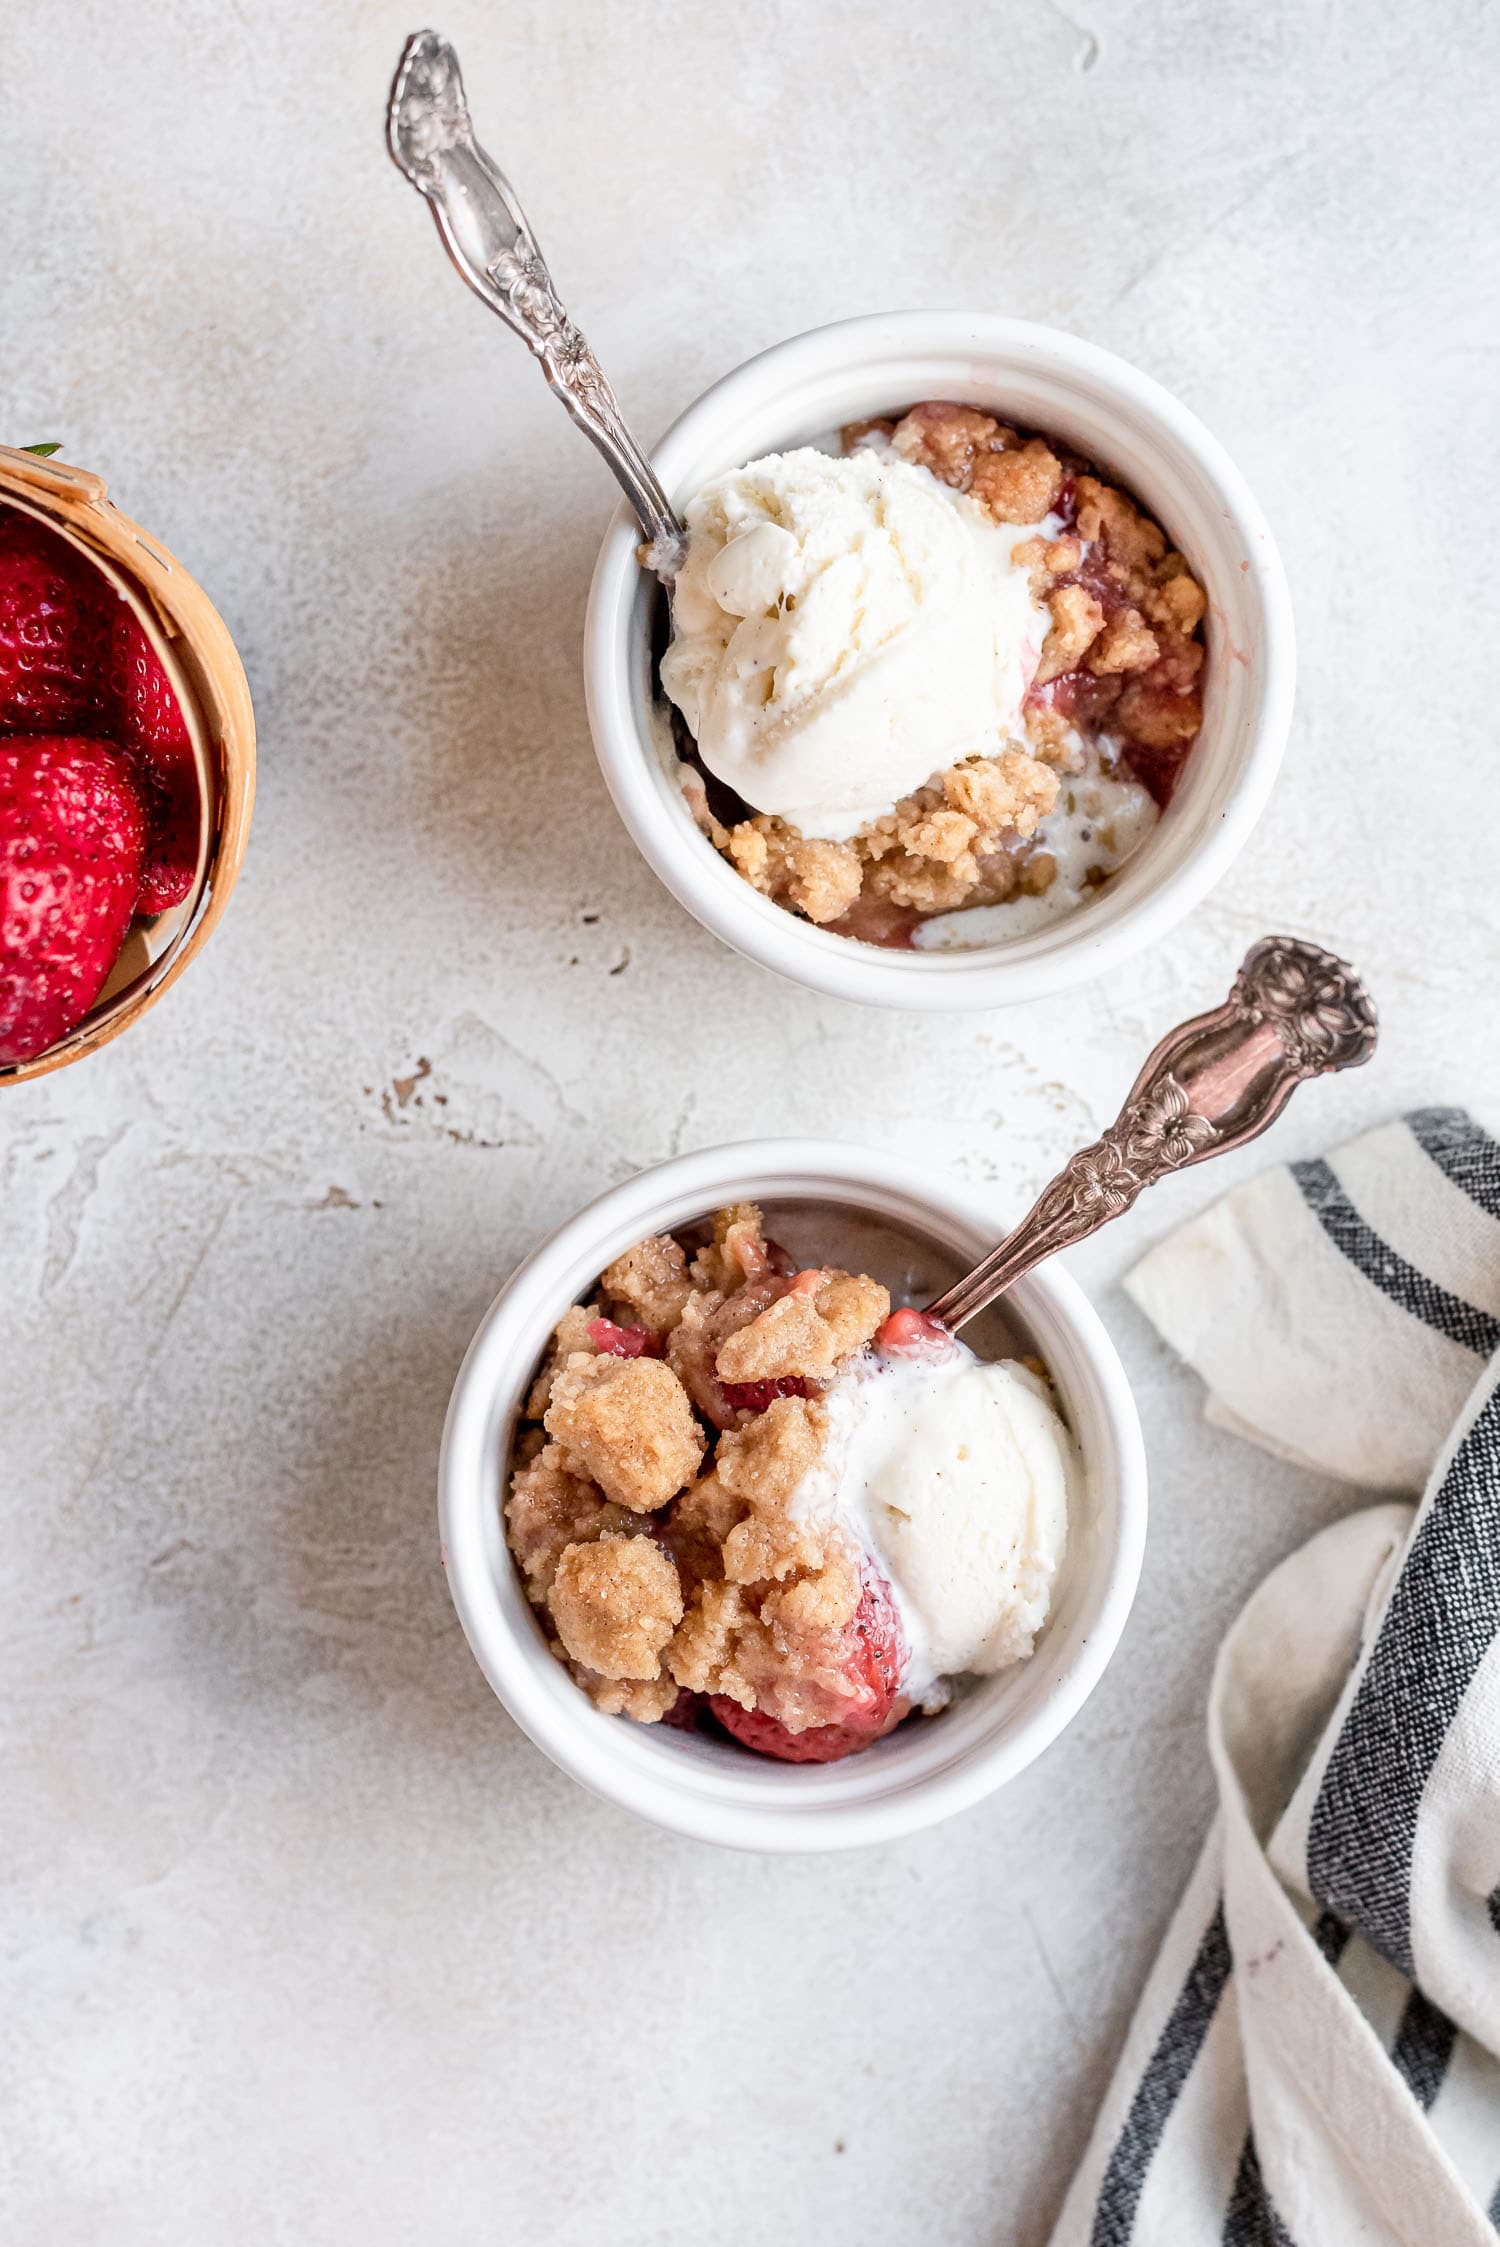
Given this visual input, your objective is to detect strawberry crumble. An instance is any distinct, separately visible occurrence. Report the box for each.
[658,404,1207,951]
[504,1203,1076,1761]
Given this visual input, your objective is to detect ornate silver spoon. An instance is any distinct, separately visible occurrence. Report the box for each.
[926,936,1377,1330]
[386,29,687,577]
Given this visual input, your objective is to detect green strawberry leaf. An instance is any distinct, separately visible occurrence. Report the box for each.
[20,441,62,457]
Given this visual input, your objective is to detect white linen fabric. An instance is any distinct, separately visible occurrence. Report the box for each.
[1049,1108,1500,2247]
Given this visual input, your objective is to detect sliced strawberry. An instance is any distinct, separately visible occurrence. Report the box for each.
[0,510,112,735]
[710,1569,909,1764]
[0,735,146,1062]
[587,1317,665,1359]
[875,1306,955,1361]
[104,604,198,911]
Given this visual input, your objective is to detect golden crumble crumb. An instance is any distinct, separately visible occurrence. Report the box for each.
[808,1270,890,1360]
[689,1204,773,1294]
[769,1554,862,1640]
[545,1354,705,1512]
[715,1394,830,1516]
[1088,607,1159,676]
[669,1288,749,1422]
[969,439,1065,525]
[601,1233,694,1333]
[1035,584,1106,685]
[669,1470,748,1587]
[1074,476,1167,575]
[722,1502,829,1588]
[712,1267,888,1387]
[505,1444,633,1603]
[888,401,1004,486]
[727,819,770,887]
[868,847,982,914]
[1023,703,1081,766]
[549,1533,684,1681]
[897,806,978,864]
[580,1669,684,1723]
[524,1302,600,1419]
[785,836,864,923]
[715,1291,838,1382]
[727,817,862,926]
[1145,557,1207,636]
[940,750,1060,838]
[669,1577,757,1705]
[713,1397,836,1587]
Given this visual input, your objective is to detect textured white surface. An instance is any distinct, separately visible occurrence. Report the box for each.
[3,3,1498,2241]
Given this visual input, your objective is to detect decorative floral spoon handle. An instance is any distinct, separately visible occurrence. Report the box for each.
[386,30,687,574]
[926,937,1378,1331]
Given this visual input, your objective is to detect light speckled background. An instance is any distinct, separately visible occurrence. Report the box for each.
[4,3,1498,2241]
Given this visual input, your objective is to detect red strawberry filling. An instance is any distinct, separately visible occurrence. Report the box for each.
[710,1568,909,1764]
[718,1374,812,1414]
[586,1317,665,1359]
[875,1306,955,1361]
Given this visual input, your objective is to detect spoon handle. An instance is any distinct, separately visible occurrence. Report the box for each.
[387,31,686,570]
[926,936,1379,1331]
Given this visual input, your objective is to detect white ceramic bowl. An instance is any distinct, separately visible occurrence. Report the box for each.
[585,311,1294,1009]
[439,1141,1147,1852]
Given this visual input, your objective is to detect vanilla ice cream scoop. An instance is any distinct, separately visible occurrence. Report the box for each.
[660,447,1048,840]
[812,1334,1074,1697]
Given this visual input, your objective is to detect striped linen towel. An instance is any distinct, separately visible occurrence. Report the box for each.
[1049,1108,1500,2247]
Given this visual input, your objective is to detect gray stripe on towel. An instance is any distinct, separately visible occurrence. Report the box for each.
[1390,1986,1457,2111]
[1406,1107,1500,1225]
[1306,1383,1500,1974]
[1222,2135,1295,2247]
[1090,1906,1233,2247]
[1292,1158,1500,1356]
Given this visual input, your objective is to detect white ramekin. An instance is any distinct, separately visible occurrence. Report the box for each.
[584,311,1294,1009]
[439,1141,1147,1852]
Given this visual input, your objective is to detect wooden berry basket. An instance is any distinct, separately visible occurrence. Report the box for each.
[0,443,255,1084]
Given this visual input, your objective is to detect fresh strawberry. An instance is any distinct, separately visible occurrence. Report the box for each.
[0,510,111,736]
[0,735,146,1062]
[587,1317,666,1359]
[104,603,199,911]
[710,1568,909,1764]
[0,504,201,913]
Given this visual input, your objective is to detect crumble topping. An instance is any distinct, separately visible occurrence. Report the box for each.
[600,1232,694,1331]
[544,1353,705,1513]
[549,1534,685,1680]
[504,1204,896,1732]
